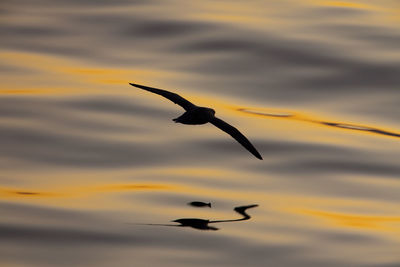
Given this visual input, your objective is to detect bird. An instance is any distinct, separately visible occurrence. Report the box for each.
[129,82,262,160]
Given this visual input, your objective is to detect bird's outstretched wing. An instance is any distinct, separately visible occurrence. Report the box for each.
[210,117,263,160]
[129,83,196,111]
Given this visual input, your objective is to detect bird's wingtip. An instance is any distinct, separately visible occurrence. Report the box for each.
[129,82,146,90]
[129,82,143,87]
[255,153,263,160]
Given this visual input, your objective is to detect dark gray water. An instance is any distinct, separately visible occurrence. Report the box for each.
[1,0,400,266]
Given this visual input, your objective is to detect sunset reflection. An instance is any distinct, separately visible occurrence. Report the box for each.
[302,209,400,234]
[0,184,170,200]
[1,0,400,266]
[237,107,400,139]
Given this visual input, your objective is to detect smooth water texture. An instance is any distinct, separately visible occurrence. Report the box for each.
[1,0,400,266]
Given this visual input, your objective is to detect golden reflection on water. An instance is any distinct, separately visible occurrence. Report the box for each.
[0,188,57,198]
[311,0,400,24]
[310,0,396,13]
[237,107,400,139]
[2,51,398,143]
[0,184,170,200]
[189,0,400,30]
[0,51,178,94]
[1,0,399,266]
[1,172,400,243]
[5,177,394,216]
[301,209,400,233]
[317,1,373,9]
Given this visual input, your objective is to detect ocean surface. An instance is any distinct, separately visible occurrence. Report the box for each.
[1,0,400,266]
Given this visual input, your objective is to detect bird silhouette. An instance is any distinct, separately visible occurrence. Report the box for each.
[129,82,262,160]
[188,201,212,208]
[130,204,259,231]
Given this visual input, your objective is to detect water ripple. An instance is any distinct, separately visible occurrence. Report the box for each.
[1,0,400,266]
[238,107,400,139]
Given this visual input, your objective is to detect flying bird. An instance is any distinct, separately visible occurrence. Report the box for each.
[129,82,262,160]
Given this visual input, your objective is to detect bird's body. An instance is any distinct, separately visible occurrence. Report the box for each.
[129,82,262,160]
[173,107,215,125]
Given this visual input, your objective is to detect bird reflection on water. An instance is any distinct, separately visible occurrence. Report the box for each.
[188,201,212,208]
[136,204,258,231]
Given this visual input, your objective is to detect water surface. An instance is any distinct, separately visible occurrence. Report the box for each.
[1,0,400,266]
